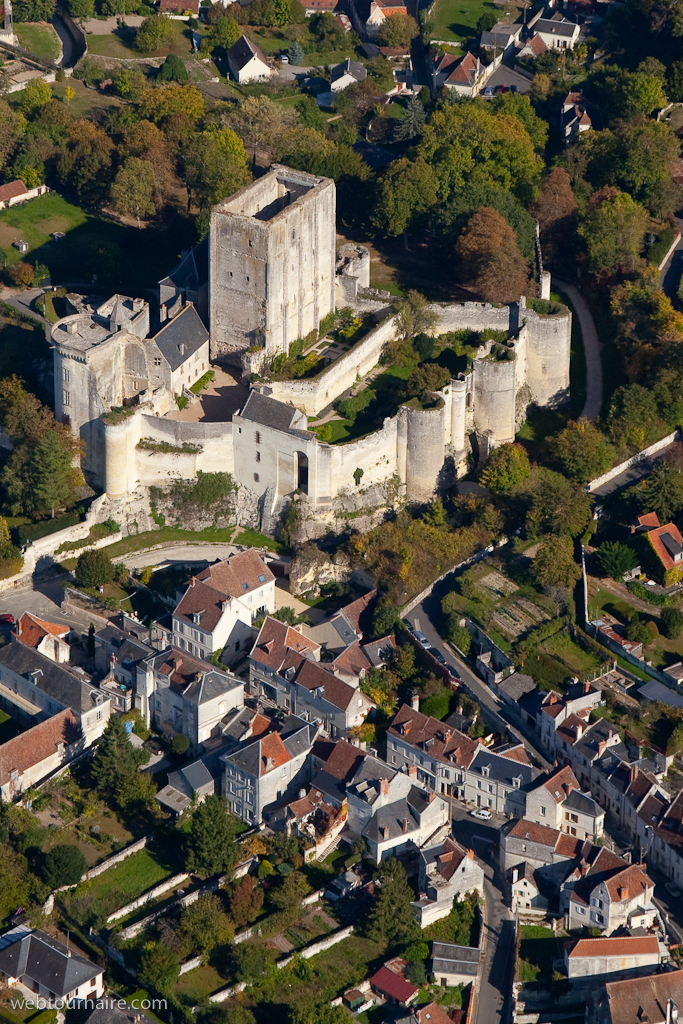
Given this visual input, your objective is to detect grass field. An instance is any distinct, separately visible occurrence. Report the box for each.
[428,0,507,43]
[14,22,61,61]
[0,191,185,290]
[52,78,123,119]
[173,965,227,1004]
[517,925,556,984]
[541,632,601,674]
[74,847,170,903]
[86,19,193,58]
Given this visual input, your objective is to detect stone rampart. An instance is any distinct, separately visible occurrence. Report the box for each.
[431,302,514,335]
[316,415,399,499]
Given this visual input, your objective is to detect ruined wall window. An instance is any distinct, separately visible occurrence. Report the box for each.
[254,473,260,482]
[63,367,70,382]
[254,431,261,444]
[256,451,261,462]
[63,391,70,406]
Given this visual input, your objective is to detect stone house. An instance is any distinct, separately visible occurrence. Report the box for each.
[155,758,215,815]
[143,648,244,752]
[172,551,276,662]
[561,90,592,144]
[0,929,104,1003]
[412,836,484,926]
[395,1002,454,1024]
[0,640,110,746]
[330,57,367,91]
[0,708,80,801]
[644,521,683,586]
[249,616,375,737]
[364,0,408,38]
[533,14,580,48]
[499,818,591,882]
[536,686,603,757]
[526,765,604,840]
[479,21,522,52]
[564,935,664,985]
[509,862,548,913]
[587,967,683,1024]
[311,737,367,805]
[0,179,48,209]
[227,35,271,83]
[563,851,656,934]
[430,943,480,989]
[14,613,70,663]
[221,714,318,824]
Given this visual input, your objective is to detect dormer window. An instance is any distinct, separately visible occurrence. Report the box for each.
[242,582,249,590]
[258,574,265,582]
[513,776,521,789]
[178,343,186,356]
[482,765,490,778]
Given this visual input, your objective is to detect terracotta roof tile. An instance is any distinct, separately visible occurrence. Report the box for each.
[602,968,683,1024]
[0,709,80,787]
[568,936,659,959]
[15,612,69,651]
[388,704,479,768]
[320,739,366,781]
[507,818,560,847]
[0,180,28,202]
[647,521,683,571]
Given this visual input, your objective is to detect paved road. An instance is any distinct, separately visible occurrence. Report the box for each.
[404,587,552,770]
[590,438,680,497]
[554,277,602,423]
[3,287,49,328]
[658,215,683,297]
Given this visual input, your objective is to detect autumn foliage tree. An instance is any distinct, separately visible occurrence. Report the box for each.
[455,206,530,302]
[530,168,578,265]
[229,873,264,928]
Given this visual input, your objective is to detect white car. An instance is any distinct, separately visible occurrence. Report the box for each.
[470,808,492,820]
[665,882,682,898]
[280,54,289,63]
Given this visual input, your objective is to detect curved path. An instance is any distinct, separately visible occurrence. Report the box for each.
[554,277,603,423]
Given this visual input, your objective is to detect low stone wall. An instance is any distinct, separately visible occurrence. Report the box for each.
[86,833,151,880]
[586,431,679,492]
[179,955,203,976]
[277,925,354,967]
[209,981,247,1004]
[106,872,189,924]
[118,871,228,941]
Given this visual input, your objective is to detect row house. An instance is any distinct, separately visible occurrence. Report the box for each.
[172,550,276,664]
[0,708,80,801]
[412,836,485,926]
[562,850,656,934]
[587,967,683,1024]
[387,703,536,816]
[632,790,683,890]
[249,616,375,738]
[13,612,70,663]
[526,764,605,841]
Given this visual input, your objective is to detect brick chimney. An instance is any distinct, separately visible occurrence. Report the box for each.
[584,680,590,694]
[467,848,475,860]
[428,791,435,803]
[597,739,607,756]
[401,818,408,832]
[408,764,417,778]
[411,691,420,711]
[380,777,389,796]
[630,765,638,784]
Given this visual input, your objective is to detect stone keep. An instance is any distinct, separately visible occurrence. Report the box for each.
[209,165,336,367]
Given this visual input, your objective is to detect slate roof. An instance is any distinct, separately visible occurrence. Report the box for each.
[431,941,479,978]
[563,788,603,817]
[362,786,439,844]
[0,180,28,202]
[535,16,578,35]
[228,34,269,72]
[239,391,311,438]
[468,747,537,788]
[0,641,106,716]
[497,671,536,701]
[0,708,80,788]
[152,303,208,371]
[148,648,242,705]
[223,716,316,777]
[159,238,208,294]
[0,930,101,997]
[331,57,367,84]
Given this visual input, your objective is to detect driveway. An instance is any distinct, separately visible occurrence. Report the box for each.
[3,287,50,328]
[554,277,602,423]
[590,438,680,497]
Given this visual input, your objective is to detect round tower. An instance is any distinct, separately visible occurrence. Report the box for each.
[473,350,517,445]
[403,402,446,504]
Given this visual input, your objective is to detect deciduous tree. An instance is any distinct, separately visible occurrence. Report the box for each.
[183,127,250,209]
[377,12,418,46]
[456,206,530,302]
[134,13,176,53]
[229,873,264,928]
[578,188,648,279]
[76,549,115,589]
[530,168,577,263]
[531,535,581,589]
[526,468,592,537]
[480,442,531,493]
[373,157,437,236]
[111,157,156,228]
[180,893,233,954]
[552,418,615,483]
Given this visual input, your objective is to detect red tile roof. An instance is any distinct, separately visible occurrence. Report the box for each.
[0,179,28,203]
[0,708,79,787]
[196,550,275,599]
[568,936,659,959]
[633,512,661,532]
[320,739,366,781]
[388,704,479,768]
[497,744,531,765]
[602,969,683,1024]
[159,0,199,11]
[446,51,479,85]
[507,818,561,847]
[647,521,683,571]
[603,863,652,903]
[15,612,69,649]
[414,1004,453,1024]
[340,590,377,635]
[527,33,547,53]
[539,764,578,803]
[258,732,290,776]
[370,963,417,1004]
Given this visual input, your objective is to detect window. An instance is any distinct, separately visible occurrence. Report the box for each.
[259,574,265,582]
[358,697,363,707]
[256,451,261,462]
[540,806,546,816]
[255,431,261,443]
[63,367,70,382]
[156,700,161,709]
[154,357,161,366]
[281,766,287,777]
[254,473,259,482]
[96,710,102,721]
[63,390,70,406]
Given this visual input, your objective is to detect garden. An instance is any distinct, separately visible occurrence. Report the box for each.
[516,925,559,985]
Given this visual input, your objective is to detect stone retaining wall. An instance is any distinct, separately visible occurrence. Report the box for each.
[586,430,679,492]
[106,872,189,924]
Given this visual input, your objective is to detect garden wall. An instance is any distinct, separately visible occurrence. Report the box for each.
[585,430,679,493]
[277,925,354,968]
[86,832,152,880]
[106,872,189,924]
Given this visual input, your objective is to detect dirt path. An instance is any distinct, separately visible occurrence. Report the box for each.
[591,575,674,615]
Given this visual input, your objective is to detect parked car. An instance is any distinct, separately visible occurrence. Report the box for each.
[414,630,431,649]
[280,53,289,63]
[402,619,416,633]
[483,86,494,97]
[0,613,15,625]
[470,808,492,820]
[145,737,164,756]
[432,651,447,665]
[665,882,682,898]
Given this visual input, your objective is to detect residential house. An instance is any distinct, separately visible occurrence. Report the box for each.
[310,737,366,805]
[303,589,377,657]
[526,765,605,840]
[173,550,276,662]
[479,20,522,52]
[412,836,485,926]
[387,704,537,816]
[0,708,80,801]
[536,685,603,756]
[509,862,548,914]
[0,180,48,210]
[563,849,656,934]
[0,929,104,1003]
[394,1002,455,1024]
[631,512,660,535]
[227,35,271,83]
[331,634,395,685]
[432,51,489,96]
[430,943,480,988]
[330,57,367,91]
[155,758,215,815]
[369,958,418,1006]
[152,303,210,395]
[491,671,536,707]
[516,33,548,58]
[143,648,244,752]
[266,784,338,838]
[499,818,590,881]
[591,757,662,837]
[643,521,683,585]
[365,0,407,38]
[249,616,375,737]
[564,935,664,985]
[533,14,580,48]
[634,789,683,890]
[561,90,592,143]
[587,967,683,1024]
[0,640,110,745]
[553,716,622,792]
[14,613,70,663]
[93,621,153,714]
[221,713,318,824]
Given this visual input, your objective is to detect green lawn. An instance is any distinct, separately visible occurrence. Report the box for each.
[0,192,177,290]
[71,848,170,904]
[591,586,683,671]
[233,528,285,553]
[0,710,20,744]
[86,20,193,58]
[541,632,601,674]
[173,965,227,1004]
[428,0,511,43]
[52,78,123,119]
[517,926,556,984]
[60,525,240,572]
[14,22,60,61]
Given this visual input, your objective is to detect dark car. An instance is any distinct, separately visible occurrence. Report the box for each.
[0,613,15,625]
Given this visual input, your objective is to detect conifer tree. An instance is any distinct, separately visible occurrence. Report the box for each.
[91,714,144,797]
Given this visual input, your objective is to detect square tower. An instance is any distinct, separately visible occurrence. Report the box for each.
[209,164,336,366]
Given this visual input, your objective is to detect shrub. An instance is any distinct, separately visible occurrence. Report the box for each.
[258,858,274,878]
[139,565,154,585]
[75,549,115,588]
[662,607,683,638]
[43,844,86,888]
[172,734,190,754]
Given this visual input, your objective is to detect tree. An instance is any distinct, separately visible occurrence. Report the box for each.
[68,0,94,16]
[552,418,615,483]
[43,843,86,888]
[394,95,426,142]
[172,733,190,754]
[367,858,417,945]
[186,795,240,875]
[638,460,683,521]
[76,549,115,589]
[490,92,548,152]
[531,535,581,589]
[371,597,399,639]
[91,715,146,798]
[422,687,451,720]
[139,944,180,993]
[288,40,305,65]
[626,614,651,644]
[270,869,310,912]
[64,84,75,106]
[57,120,115,203]
[597,541,639,580]
[406,362,450,399]
[444,617,471,655]
[13,0,55,20]
[456,206,530,302]
[228,94,299,163]
[140,83,205,123]
[578,188,648,279]
[111,157,156,228]
[116,769,156,812]
[233,941,276,982]
[395,289,438,340]
[180,893,233,954]
[10,262,35,288]
[158,54,188,82]
[230,873,265,928]
[134,14,176,53]
[112,67,147,101]
[480,443,530,493]
[530,168,577,263]
[0,100,26,173]
[373,157,439,236]
[0,844,31,922]
[527,468,593,537]
[31,429,81,516]
[377,12,418,46]
[21,79,52,116]
[661,607,683,639]
[476,10,496,30]
[183,127,250,209]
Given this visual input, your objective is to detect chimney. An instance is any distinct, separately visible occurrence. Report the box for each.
[597,740,607,756]
[381,826,389,840]
[512,867,519,883]
[575,722,584,739]
[159,303,167,323]
[630,765,638,784]
[428,791,435,803]
[408,764,417,778]
[190,576,196,587]
[411,691,419,711]
[401,818,408,832]
[584,680,590,694]
[467,848,475,860]
[380,777,389,796]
